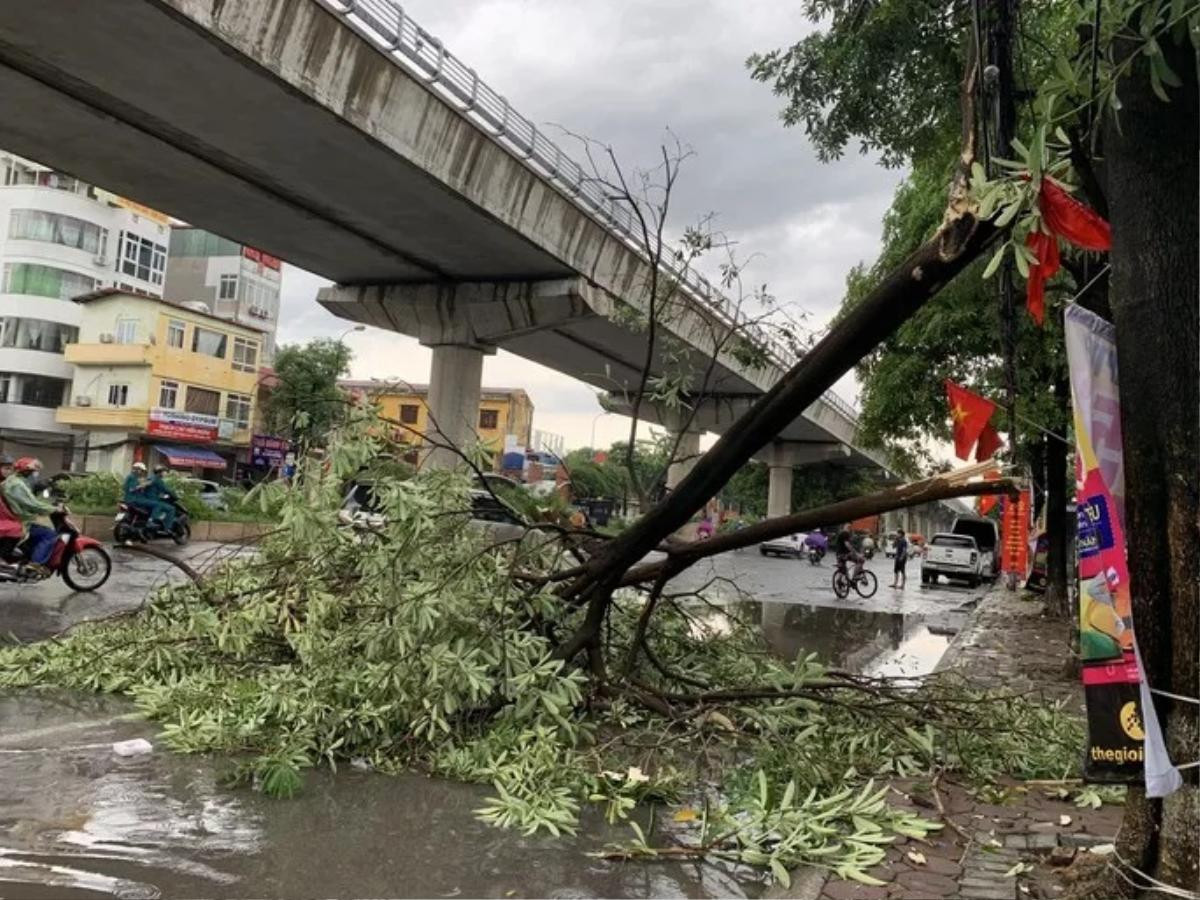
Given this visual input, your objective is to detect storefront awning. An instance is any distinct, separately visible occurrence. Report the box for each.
[154,444,227,469]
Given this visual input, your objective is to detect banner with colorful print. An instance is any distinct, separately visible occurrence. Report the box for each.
[1064,305,1180,794]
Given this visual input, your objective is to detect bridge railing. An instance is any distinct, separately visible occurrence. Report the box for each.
[319,0,860,431]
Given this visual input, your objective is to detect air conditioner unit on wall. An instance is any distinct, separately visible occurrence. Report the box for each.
[75,396,92,407]
[99,333,114,343]
[93,255,108,266]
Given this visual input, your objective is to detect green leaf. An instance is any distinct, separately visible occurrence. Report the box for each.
[770,859,791,888]
[1014,246,1030,278]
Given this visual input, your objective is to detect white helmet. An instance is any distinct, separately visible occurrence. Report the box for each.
[132,461,147,472]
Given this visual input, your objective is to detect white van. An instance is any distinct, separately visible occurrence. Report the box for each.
[951,514,1000,579]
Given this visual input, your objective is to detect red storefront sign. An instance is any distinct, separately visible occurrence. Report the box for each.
[146,408,218,442]
[1000,489,1031,574]
[243,246,282,271]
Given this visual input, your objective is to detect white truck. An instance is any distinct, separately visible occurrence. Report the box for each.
[921,533,983,587]
[951,514,1000,580]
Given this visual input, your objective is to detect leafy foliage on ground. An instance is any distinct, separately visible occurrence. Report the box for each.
[0,412,1088,884]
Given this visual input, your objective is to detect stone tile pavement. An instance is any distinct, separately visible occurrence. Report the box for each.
[803,585,1125,900]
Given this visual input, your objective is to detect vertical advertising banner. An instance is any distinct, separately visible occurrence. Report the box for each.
[1000,489,1030,575]
[1064,305,1180,793]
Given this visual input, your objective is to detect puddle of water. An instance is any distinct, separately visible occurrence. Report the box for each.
[690,599,959,679]
[0,693,764,900]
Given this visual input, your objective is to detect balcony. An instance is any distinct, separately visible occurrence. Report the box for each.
[64,343,153,366]
[56,405,149,430]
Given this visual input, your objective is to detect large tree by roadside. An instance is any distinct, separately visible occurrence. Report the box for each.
[1105,29,1198,893]
[263,338,353,447]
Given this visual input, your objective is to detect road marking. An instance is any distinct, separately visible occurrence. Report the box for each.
[0,713,145,747]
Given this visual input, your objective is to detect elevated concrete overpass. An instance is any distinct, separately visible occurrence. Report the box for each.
[0,0,896,514]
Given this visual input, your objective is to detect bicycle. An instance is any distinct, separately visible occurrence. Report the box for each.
[831,556,878,599]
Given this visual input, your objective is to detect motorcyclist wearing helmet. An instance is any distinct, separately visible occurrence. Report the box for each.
[123,461,156,523]
[147,465,179,531]
[1,458,59,570]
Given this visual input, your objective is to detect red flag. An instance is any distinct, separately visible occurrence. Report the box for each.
[978,467,1002,515]
[1040,180,1111,251]
[945,380,997,461]
[1024,229,1060,326]
[975,423,1004,462]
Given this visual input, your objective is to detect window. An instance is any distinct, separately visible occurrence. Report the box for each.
[166,319,185,348]
[399,404,419,425]
[158,380,178,409]
[191,326,227,358]
[219,274,238,300]
[232,336,258,372]
[115,318,138,344]
[0,317,77,352]
[117,231,167,285]
[225,392,252,430]
[0,373,68,408]
[9,209,105,254]
[239,277,278,320]
[185,386,220,416]
[479,409,499,429]
[2,262,95,299]
[107,384,129,407]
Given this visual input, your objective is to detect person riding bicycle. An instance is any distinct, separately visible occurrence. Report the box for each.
[834,528,864,577]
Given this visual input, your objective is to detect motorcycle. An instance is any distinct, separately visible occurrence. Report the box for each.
[0,507,112,591]
[863,545,876,561]
[807,545,825,565]
[113,499,191,545]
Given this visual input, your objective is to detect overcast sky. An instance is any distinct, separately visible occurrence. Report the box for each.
[277,0,904,449]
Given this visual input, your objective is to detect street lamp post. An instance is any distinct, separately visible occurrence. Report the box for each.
[590,410,610,450]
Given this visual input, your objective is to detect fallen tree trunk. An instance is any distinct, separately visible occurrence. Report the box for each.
[619,470,1020,586]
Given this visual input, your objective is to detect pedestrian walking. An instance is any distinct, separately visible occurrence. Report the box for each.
[891,528,909,590]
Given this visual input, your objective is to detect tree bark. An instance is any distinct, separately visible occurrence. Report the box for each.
[1043,372,1070,619]
[551,215,998,661]
[1106,32,1199,893]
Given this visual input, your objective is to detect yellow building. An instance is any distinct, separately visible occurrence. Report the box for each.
[57,289,264,476]
[339,380,534,460]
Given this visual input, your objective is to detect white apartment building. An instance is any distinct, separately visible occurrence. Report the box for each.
[164,227,282,359]
[0,152,170,467]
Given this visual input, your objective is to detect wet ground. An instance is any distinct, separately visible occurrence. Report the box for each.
[0,548,985,899]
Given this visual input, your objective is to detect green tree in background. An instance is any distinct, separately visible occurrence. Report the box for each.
[719,461,880,519]
[263,338,352,447]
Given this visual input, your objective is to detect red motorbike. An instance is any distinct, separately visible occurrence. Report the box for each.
[0,507,112,591]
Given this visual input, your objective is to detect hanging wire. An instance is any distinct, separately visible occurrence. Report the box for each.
[968,0,992,174]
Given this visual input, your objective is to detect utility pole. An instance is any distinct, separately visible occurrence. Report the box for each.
[984,0,1022,589]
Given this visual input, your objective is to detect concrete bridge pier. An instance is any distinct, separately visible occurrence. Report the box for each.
[424,342,494,469]
[764,441,855,520]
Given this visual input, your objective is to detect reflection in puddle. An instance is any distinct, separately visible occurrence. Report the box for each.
[691,600,959,678]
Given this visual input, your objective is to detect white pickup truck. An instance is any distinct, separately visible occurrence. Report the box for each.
[920,533,982,587]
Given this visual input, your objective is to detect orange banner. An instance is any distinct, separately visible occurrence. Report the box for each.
[1000,489,1030,574]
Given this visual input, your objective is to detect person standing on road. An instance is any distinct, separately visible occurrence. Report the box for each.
[891,529,909,590]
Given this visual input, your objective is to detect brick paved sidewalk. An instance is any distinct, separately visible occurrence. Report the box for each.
[802,585,1125,900]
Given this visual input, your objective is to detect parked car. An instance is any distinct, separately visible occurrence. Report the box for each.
[921,533,982,587]
[339,474,523,529]
[759,532,807,559]
[184,478,228,511]
[951,514,1000,580]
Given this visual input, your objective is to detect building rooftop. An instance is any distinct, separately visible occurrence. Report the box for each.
[338,379,529,398]
[71,287,269,334]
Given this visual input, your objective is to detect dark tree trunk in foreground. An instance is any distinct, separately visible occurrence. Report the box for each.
[1044,373,1070,619]
[1107,33,1199,894]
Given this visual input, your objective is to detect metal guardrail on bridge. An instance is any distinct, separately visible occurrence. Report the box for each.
[317,0,861,432]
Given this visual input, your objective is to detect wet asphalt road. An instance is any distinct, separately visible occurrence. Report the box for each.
[0,542,986,899]
[0,543,248,645]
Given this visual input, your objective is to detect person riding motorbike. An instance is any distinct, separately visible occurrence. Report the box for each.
[804,530,828,557]
[147,465,179,532]
[1,458,60,573]
[833,528,865,579]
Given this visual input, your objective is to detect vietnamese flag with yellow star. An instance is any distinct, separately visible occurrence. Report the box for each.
[945,380,997,461]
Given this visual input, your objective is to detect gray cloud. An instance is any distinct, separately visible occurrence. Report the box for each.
[277,0,901,447]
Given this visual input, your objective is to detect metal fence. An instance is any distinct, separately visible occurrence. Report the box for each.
[316,0,860,430]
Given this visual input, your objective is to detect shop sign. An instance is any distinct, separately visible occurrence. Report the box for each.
[251,434,290,467]
[146,408,218,442]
